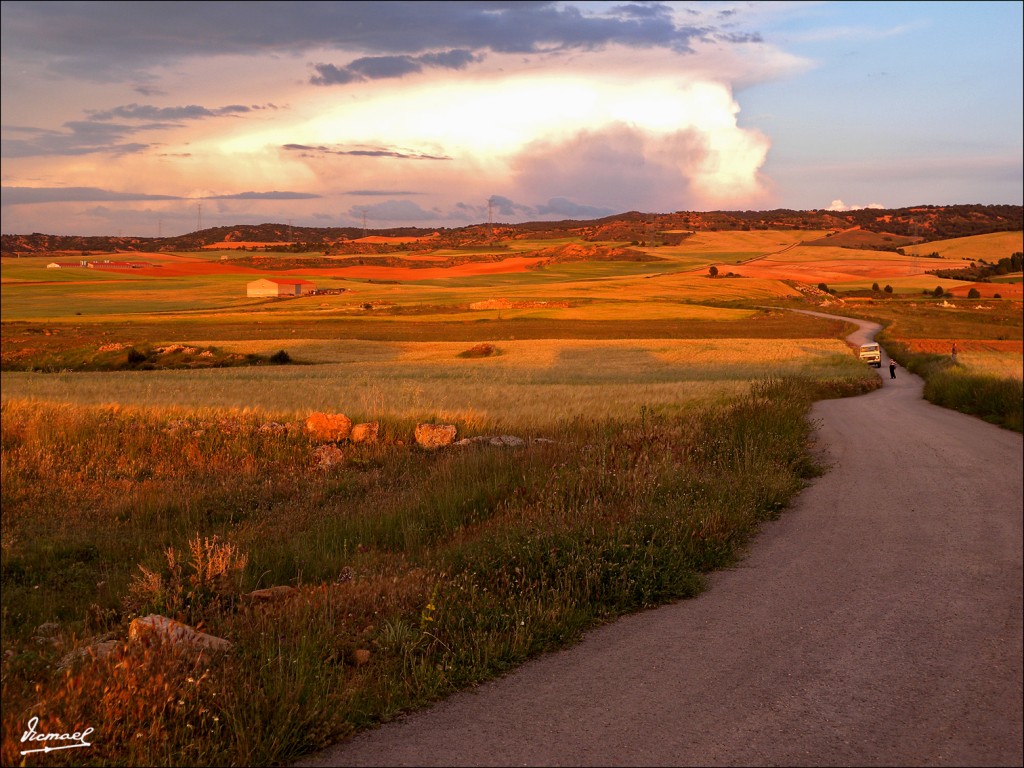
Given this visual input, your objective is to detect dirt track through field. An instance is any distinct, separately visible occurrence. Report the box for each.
[300,312,1023,767]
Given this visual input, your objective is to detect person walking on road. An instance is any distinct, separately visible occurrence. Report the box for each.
[889,359,897,379]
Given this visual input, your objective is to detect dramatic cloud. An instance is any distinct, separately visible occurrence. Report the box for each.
[1,122,152,158]
[825,199,886,212]
[1,186,182,205]
[535,197,616,219]
[507,117,770,214]
[1,1,753,82]
[282,143,451,161]
[87,103,258,121]
[349,199,440,221]
[202,191,321,200]
[311,49,483,86]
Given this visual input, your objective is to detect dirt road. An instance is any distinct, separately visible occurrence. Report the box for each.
[300,314,1023,767]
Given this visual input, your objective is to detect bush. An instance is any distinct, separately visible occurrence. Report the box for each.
[126,347,147,365]
[932,286,945,298]
[457,343,497,359]
[872,283,880,292]
[269,350,291,365]
[967,288,981,299]
[817,282,829,293]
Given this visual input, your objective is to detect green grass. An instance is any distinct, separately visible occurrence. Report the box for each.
[885,343,1023,431]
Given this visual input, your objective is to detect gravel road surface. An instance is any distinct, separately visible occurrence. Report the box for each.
[300,314,1023,767]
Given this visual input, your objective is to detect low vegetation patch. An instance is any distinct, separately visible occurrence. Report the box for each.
[457,343,498,358]
[1,342,298,373]
[885,342,1022,431]
[1,378,852,766]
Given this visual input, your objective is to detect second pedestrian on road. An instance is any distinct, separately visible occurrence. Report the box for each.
[889,359,897,379]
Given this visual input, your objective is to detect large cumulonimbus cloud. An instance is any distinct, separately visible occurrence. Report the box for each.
[1,1,757,82]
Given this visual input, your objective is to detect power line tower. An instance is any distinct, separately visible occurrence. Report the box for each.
[487,197,493,227]
[196,202,203,232]
[359,209,368,238]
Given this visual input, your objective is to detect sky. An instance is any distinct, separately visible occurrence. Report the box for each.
[1,0,1021,236]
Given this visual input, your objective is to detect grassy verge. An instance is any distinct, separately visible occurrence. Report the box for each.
[0,375,876,765]
[884,341,1023,431]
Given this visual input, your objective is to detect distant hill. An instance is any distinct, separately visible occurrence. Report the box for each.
[2,204,1020,256]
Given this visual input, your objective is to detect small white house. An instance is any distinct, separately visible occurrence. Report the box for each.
[246,278,316,297]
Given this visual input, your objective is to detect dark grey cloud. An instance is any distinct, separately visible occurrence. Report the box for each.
[2,101,279,157]
[488,194,534,217]
[509,123,703,213]
[2,2,752,82]
[349,199,440,221]
[1,186,182,205]
[202,191,321,200]
[87,103,255,121]
[1,121,153,158]
[535,196,616,218]
[312,48,482,85]
[282,143,451,161]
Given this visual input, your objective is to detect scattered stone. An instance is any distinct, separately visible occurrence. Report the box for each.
[532,438,557,445]
[350,422,380,444]
[489,435,524,447]
[306,412,353,442]
[415,423,457,449]
[312,444,345,468]
[353,649,372,666]
[34,621,60,637]
[128,615,231,653]
[57,639,120,671]
[454,435,525,447]
[97,342,126,352]
[258,421,289,435]
[245,585,297,602]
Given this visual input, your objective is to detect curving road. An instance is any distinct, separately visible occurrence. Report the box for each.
[300,313,1023,767]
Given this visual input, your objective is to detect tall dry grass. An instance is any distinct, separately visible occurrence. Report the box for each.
[0,374,877,765]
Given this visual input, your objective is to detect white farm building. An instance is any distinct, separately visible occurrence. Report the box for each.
[246,278,316,297]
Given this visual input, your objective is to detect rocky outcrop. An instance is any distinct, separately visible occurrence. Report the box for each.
[245,585,297,602]
[312,444,344,468]
[305,412,352,441]
[415,423,457,449]
[350,422,380,444]
[128,615,231,652]
[454,435,526,447]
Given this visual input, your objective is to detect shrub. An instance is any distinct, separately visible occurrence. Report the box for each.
[269,350,291,365]
[872,283,880,292]
[457,343,497,358]
[126,347,147,365]
[967,288,981,299]
[884,285,893,294]
[817,282,829,293]
[932,286,945,298]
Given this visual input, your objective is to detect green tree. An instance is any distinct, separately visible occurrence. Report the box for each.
[933,286,945,298]
[817,282,829,293]
[884,285,893,294]
[708,265,719,278]
[967,288,981,299]
[872,282,880,292]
